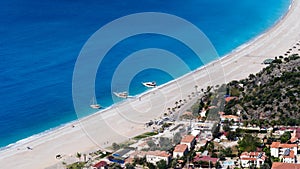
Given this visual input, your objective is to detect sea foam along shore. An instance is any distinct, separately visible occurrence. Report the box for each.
[1,0,300,168]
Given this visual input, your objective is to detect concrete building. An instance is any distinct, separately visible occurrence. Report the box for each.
[180,135,196,150]
[220,114,239,123]
[146,150,171,165]
[270,142,297,163]
[173,144,188,158]
[240,152,267,168]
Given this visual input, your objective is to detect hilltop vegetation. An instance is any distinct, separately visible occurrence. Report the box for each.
[224,54,300,126]
[188,54,300,127]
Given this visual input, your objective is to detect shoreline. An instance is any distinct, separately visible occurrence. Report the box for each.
[0,1,292,152]
[219,0,294,65]
[1,0,300,168]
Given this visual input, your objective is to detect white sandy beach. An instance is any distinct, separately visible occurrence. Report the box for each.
[1,1,300,168]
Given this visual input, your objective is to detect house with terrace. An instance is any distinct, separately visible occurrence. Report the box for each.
[240,152,267,168]
[146,150,171,165]
[270,142,298,163]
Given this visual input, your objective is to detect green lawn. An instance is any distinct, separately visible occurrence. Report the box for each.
[133,132,158,140]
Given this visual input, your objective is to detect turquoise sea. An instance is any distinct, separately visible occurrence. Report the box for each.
[0,0,291,148]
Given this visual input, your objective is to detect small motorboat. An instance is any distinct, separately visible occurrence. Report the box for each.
[113,91,128,99]
[90,97,101,109]
[142,81,156,88]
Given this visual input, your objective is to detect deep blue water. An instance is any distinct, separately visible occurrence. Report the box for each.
[0,0,290,148]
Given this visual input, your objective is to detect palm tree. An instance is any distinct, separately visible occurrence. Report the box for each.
[83,153,87,162]
[167,107,171,113]
[179,99,183,106]
[175,101,179,108]
[195,85,198,94]
[76,152,82,162]
[207,85,211,92]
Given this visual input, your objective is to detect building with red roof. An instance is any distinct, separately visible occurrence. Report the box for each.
[240,152,267,168]
[270,142,298,160]
[125,151,147,164]
[221,114,240,123]
[282,149,295,163]
[193,155,218,165]
[146,150,171,165]
[173,144,188,158]
[93,161,108,169]
[225,96,237,103]
[180,135,196,150]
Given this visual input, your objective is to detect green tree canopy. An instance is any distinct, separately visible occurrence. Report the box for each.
[238,134,260,152]
[280,131,291,143]
[156,160,167,169]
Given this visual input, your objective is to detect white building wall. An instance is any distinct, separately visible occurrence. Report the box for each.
[241,160,249,167]
[181,142,191,151]
[293,147,298,156]
[173,152,184,158]
[256,159,264,168]
[283,157,295,163]
[271,148,279,157]
[146,155,169,165]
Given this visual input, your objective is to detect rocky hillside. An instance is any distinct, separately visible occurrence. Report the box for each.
[224,54,300,126]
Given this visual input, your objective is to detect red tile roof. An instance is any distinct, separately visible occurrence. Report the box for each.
[193,155,218,163]
[281,144,298,148]
[174,144,188,153]
[270,142,297,148]
[93,161,107,168]
[270,142,281,148]
[181,135,195,143]
[240,157,257,161]
[125,157,134,164]
[147,150,170,158]
[221,115,239,120]
[272,162,300,169]
[225,97,237,102]
[241,152,260,157]
[249,152,260,156]
[240,152,267,161]
[241,152,248,156]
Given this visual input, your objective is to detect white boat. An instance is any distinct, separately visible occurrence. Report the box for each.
[113,91,128,99]
[90,97,101,109]
[142,81,156,88]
